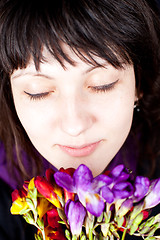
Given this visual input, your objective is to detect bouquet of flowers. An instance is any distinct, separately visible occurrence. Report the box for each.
[11,164,160,240]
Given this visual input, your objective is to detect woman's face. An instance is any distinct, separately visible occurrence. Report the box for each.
[11,48,136,176]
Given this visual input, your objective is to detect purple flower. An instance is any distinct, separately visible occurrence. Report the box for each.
[112,181,134,199]
[144,178,160,209]
[54,164,112,216]
[65,200,86,236]
[109,164,130,182]
[101,165,134,203]
[133,176,150,202]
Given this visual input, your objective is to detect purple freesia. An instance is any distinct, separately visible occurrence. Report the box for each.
[109,164,130,182]
[101,164,134,203]
[112,181,134,199]
[65,200,86,236]
[54,164,112,216]
[133,176,150,202]
[144,178,160,209]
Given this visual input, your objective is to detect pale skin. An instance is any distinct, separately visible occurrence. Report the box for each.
[11,47,137,177]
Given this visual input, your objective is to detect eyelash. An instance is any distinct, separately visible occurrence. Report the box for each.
[24,80,118,101]
[88,79,119,93]
[24,91,50,101]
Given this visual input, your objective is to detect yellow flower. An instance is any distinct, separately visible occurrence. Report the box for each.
[11,197,29,214]
[37,198,52,219]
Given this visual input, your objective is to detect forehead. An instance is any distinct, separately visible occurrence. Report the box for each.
[11,46,115,79]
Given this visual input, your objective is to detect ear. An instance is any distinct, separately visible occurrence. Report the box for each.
[134,88,143,102]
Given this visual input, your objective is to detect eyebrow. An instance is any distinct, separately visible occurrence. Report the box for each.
[12,72,53,80]
[85,65,107,74]
[12,64,107,80]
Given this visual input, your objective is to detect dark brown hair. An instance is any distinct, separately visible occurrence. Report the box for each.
[0,0,160,181]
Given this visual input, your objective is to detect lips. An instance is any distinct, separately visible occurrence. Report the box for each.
[58,141,100,157]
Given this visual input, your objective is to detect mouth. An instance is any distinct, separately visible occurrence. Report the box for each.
[57,141,101,157]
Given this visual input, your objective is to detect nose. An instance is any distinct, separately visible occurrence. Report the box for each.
[60,96,95,137]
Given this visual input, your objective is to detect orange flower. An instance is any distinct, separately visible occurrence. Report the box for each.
[37,197,52,219]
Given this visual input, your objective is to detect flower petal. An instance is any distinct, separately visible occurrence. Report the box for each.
[59,167,75,177]
[74,164,93,191]
[110,164,125,178]
[46,168,56,183]
[11,198,29,214]
[11,188,27,202]
[37,198,52,219]
[34,176,61,208]
[101,186,114,203]
[144,178,160,209]
[116,199,133,218]
[109,164,130,182]
[113,182,134,199]
[134,176,150,202]
[65,200,86,236]
[47,208,61,229]
[54,172,75,192]
[85,192,105,217]
[92,174,112,192]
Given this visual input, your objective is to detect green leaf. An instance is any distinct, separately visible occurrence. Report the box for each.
[57,208,67,222]
[132,212,144,226]
[65,229,71,240]
[97,212,104,223]
[104,211,111,224]
[34,232,43,240]
[145,237,157,240]
[23,212,34,225]
[110,224,120,239]
[80,235,87,240]
[72,235,78,240]
[19,208,31,215]
[129,202,144,220]
[138,226,150,234]
[142,217,155,229]
[148,223,160,237]
[129,214,144,236]
[28,187,38,208]
[115,215,124,228]
[37,218,44,229]
[26,198,35,211]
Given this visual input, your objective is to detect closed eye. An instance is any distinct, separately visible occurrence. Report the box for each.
[24,91,50,100]
[88,79,119,93]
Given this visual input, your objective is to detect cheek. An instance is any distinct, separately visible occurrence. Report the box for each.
[97,89,135,139]
[13,100,52,141]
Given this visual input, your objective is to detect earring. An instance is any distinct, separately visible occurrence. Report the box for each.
[134,100,140,112]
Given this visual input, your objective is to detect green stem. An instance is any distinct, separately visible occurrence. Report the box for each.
[121,228,127,240]
[89,228,93,240]
[33,223,46,240]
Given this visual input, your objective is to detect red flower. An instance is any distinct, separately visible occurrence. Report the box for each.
[48,228,66,240]
[47,208,61,229]
[59,167,75,177]
[142,210,149,220]
[44,208,66,240]
[46,169,56,184]
[11,188,27,202]
[34,176,61,208]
